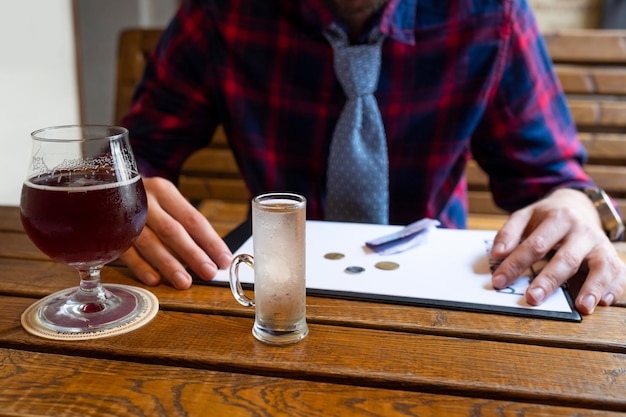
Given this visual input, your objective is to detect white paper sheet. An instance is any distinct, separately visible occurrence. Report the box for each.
[211,221,580,321]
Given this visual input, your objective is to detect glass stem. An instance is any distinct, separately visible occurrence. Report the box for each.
[74,266,108,313]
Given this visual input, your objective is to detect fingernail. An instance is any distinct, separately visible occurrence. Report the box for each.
[143,271,159,285]
[602,293,615,306]
[218,252,233,269]
[200,262,217,280]
[492,274,507,289]
[172,271,191,289]
[581,294,597,313]
[493,242,506,254]
[528,287,546,304]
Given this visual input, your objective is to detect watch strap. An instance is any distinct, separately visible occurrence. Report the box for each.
[582,187,624,241]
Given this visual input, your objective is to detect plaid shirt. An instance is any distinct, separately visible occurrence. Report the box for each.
[122,0,593,227]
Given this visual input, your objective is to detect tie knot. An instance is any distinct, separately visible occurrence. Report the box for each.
[325,25,384,98]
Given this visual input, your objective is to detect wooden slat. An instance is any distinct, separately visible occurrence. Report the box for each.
[1,247,625,350]
[196,199,248,237]
[179,126,232,177]
[468,190,506,215]
[0,205,21,232]
[544,30,626,64]
[1,295,625,411]
[568,99,626,128]
[178,177,249,202]
[578,132,626,160]
[466,161,626,195]
[114,29,163,124]
[3,348,621,417]
[466,160,489,190]
[180,148,241,176]
[467,194,626,225]
[0,232,48,261]
[585,164,626,194]
[209,125,229,146]
[466,213,507,230]
[556,65,626,95]
[529,0,602,31]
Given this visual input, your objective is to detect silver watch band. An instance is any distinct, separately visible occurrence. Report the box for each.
[583,187,624,241]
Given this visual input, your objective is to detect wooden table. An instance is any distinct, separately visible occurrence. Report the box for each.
[1,205,625,416]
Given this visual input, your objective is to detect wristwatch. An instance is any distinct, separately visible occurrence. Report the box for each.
[583,187,625,241]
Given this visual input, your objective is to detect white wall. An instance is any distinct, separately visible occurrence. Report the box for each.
[77,0,178,125]
[0,0,80,207]
[0,0,178,207]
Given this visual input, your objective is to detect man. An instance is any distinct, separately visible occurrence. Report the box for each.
[120,0,626,314]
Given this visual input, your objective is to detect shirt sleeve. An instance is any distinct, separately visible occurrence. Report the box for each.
[470,0,595,213]
[121,0,220,183]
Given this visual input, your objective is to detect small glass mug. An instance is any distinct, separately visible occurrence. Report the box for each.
[229,193,308,345]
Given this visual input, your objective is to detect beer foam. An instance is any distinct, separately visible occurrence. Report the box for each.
[24,174,141,192]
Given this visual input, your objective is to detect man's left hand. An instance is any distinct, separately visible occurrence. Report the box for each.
[489,188,626,314]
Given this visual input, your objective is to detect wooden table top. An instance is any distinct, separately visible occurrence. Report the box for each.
[1,205,625,416]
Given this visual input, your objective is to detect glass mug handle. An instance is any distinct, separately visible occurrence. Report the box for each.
[229,254,255,307]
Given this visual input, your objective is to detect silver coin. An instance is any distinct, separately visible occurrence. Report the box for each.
[344,266,365,274]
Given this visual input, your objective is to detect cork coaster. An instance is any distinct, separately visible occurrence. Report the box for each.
[21,284,159,341]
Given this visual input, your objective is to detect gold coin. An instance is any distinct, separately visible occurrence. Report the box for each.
[324,252,345,260]
[375,261,399,271]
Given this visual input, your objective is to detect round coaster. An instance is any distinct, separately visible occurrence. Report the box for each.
[21,284,159,341]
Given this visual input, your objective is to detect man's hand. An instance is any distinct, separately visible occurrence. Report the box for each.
[489,188,626,314]
[120,176,233,289]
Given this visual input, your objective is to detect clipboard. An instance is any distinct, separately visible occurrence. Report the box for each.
[196,220,582,322]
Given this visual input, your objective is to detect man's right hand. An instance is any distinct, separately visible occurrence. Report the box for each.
[120,176,233,289]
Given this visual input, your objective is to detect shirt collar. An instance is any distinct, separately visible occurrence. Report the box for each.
[299,0,417,45]
[380,0,417,45]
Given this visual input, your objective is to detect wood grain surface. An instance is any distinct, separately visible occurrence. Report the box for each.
[2,205,626,416]
[2,295,626,412]
[3,348,623,417]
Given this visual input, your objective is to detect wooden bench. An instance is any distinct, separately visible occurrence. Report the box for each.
[115,28,626,236]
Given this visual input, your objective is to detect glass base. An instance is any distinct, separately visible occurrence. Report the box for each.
[252,322,309,346]
[21,284,159,340]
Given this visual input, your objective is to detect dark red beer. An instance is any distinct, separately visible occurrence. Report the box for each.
[20,170,147,267]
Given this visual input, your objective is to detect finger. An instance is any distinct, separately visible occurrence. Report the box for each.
[145,191,227,281]
[575,245,626,314]
[156,191,233,270]
[599,270,626,306]
[119,245,161,286]
[492,214,568,290]
[598,249,626,305]
[525,238,590,306]
[490,209,530,262]
[132,224,193,289]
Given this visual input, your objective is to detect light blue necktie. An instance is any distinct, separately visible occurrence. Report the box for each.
[324,24,389,224]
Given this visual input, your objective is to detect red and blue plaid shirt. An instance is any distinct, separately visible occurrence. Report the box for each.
[122,0,593,228]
